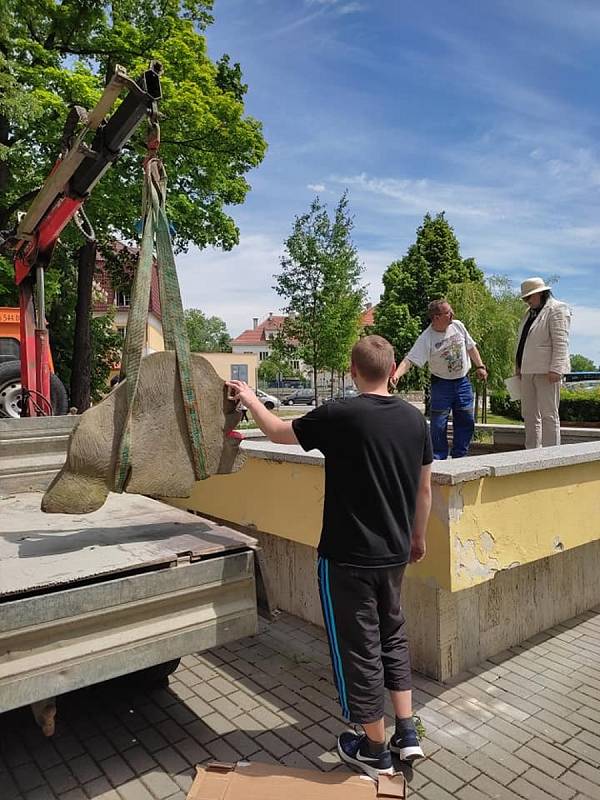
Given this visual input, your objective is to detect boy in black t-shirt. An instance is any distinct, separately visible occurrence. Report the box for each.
[227,335,433,779]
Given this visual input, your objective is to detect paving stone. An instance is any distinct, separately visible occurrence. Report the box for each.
[30,745,63,772]
[13,762,46,792]
[417,759,464,794]
[24,789,57,800]
[209,696,244,720]
[44,765,77,795]
[58,789,87,800]
[172,738,210,766]
[82,736,116,763]
[514,744,567,778]
[271,724,311,750]
[298,742,340,771]
[116,780,154,800]
[419,782,457,800]
[203,738,242,763]
[430,748,479,783]
[520,767,576,799]
[66,756,102,786]
[525,738,577,770]
[139,771,180,800]
[254,731,292,759]
[222,730,261,758]
[466,749,520,785]
[227,690,260,713]
[121,747,157,775]
[82,777,118,799]
[99,755,134,788]
[246,706,285,729]
[468,775,518,800]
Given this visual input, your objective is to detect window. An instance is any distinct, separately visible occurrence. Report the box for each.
[0,337,19,359]
[115,291,130,307]
[259,351,270,361]
[231,364,249,382]
[116,326,127,341]
[291,360,300,371]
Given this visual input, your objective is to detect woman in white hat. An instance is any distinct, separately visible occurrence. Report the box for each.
[515,277,571,448]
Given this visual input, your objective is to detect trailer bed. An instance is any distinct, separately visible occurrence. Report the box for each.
[0,493,258,713]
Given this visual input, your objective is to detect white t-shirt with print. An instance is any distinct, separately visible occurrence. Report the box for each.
[406,320,475,379]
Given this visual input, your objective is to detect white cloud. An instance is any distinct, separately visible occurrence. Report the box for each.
[177,233,285,337]
[307,183,326,192]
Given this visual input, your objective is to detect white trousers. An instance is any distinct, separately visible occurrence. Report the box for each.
[520,374,560,449]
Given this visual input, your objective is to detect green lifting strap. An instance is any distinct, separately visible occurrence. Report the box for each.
[114,159,209,492]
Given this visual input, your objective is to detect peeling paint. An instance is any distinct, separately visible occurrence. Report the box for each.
[553,537,564,552]
[480,531,495,554]
[454,533,500,582]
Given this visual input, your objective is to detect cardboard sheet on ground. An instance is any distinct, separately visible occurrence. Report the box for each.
[187,762,407,800]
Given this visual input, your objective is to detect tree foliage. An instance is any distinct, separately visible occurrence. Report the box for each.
[274,193,365,402]
[447,276,523,393]
[374,212,484,388]
[0,1,266,395]
[570,353,596,372]
[184,308,231,352]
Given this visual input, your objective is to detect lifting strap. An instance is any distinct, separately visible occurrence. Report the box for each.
[113,154,209,492]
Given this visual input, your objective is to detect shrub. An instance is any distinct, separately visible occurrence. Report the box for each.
[489,391,522,420]
[490,387,600,423]
[560,387,600,422]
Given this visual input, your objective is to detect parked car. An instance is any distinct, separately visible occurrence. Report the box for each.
[322,388,359,404]
[256,389,281,410]
[282,389,317,405]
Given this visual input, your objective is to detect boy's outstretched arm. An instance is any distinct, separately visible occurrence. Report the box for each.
[226,380,298,445]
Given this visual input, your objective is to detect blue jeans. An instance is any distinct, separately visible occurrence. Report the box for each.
[430,376,474,460]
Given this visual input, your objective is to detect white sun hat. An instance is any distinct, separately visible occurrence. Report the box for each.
[520,277,551,299]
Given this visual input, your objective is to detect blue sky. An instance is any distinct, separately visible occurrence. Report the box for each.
[177,0,600,362]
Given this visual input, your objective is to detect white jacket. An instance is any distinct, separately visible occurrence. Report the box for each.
[517,297,571,375]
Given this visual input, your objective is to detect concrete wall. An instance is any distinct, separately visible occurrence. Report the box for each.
[167,439,600,681]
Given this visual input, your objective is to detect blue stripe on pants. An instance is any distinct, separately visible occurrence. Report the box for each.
[317,557,350,719]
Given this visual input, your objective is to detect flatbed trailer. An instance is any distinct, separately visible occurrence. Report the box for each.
[0,491,258,731]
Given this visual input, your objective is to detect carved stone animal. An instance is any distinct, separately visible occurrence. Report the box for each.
[42,352,244,514]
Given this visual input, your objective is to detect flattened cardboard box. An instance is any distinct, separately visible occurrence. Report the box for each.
[187,761,406,799]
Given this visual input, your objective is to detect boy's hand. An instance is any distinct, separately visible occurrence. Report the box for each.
[410,536,426,563]
[226,380,257,408]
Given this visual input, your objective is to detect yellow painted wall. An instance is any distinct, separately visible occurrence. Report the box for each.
[451,461,600,591]
[146,318,165,352]
[167,451,600,596]
[199,352,258,389]
[167,454,453,589]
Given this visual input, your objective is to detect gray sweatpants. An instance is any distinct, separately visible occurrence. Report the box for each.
[520,374,561,449]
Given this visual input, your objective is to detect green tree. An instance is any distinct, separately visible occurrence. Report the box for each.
[0,1,266,407]
[374,212,484,389]
[274,194,365,403]
[184,309,231,352]
[570,354,596,372]
[447,276,523,418]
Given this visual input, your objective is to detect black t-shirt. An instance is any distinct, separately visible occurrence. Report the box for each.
[292,394,433,567]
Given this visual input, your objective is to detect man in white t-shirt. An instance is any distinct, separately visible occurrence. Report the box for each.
[391,299,488,460]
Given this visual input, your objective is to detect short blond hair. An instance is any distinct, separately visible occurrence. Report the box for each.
[351,335,395,382]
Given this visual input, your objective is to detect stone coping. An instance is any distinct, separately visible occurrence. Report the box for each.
[241,438,600,485]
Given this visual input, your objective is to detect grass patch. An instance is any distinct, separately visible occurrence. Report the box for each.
[483,414,522,426]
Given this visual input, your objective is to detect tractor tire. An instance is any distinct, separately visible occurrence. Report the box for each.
[0,360,69,418]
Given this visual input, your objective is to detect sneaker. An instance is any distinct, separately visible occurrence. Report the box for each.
[337,731,394,780]
[389,727,425,762]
